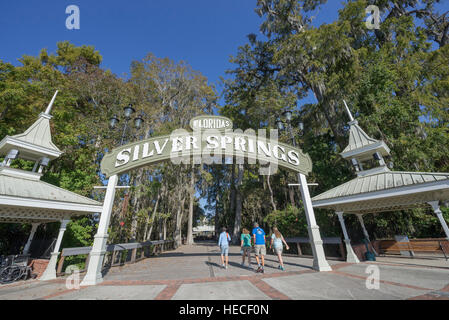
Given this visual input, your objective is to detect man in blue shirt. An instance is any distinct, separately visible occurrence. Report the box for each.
[252,222,266,273]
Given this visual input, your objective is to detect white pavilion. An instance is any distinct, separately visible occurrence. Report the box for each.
[312,104,449,263]
[0,91,103,280]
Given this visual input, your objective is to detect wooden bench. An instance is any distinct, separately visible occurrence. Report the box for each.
[284,237,345,260]
[379,241,413,254]
[379,239,449,260]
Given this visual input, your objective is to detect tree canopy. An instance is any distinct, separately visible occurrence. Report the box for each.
[1,1,448,258]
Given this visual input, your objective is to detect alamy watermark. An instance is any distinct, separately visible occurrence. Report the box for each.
[365,265,380,289]
[66,5,80,30]
[366,5,380,30]
[65,265,81,290]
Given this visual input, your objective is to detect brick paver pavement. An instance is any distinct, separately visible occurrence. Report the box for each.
[1,241,448,300]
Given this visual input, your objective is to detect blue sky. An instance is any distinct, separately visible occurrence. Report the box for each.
[1,1,447,100]
[0,0,343,97]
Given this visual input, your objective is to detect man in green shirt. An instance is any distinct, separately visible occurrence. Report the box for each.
[240,228,252,269]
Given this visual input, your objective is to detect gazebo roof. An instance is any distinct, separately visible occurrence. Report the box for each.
[340,120,390,161]
[0,91,103,224]
[0,167,102,223]
[0,91,62,161]
[0,168,100,206]
[312,170,449,214]
[341,120,378,153]
[312,102,449,214]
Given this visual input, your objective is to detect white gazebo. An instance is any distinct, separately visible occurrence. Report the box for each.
[0,91,103,280]
[312,103,449,263]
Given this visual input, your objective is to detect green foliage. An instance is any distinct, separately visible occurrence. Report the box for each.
[264,205,308,236]
[220,0,449,242]
[61,217,95,249]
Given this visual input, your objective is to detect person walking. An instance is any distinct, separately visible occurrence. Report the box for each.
[270,227,289,271]
[218,227,231,269]
[251,222,266,273]
[240,228,252,269]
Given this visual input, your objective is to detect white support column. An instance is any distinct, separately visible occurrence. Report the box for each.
[298,173,332,271]
[428,201,449,239]
[356,214,378,256]
[40,218,70,281]
[23,223,40,255]
[336,212,360,263]
[81,174,118,286]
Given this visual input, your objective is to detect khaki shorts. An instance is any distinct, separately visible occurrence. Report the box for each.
[254,244,266,256]
[242,246,251,254]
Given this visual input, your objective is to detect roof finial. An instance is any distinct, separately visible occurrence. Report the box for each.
[44,90,59,115]
[343,100,354,122]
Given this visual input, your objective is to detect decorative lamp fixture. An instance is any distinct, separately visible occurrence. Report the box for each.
[134,114,144,130]
[298,121,304,132]
[109,115,120,130]
[283,110,293,122]
[123,104,135,120]
[276,118,285,131]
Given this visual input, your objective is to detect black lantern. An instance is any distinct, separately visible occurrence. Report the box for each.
[134,114,144,130]
[123,104,135,120]
[283,110,293,122]
[275,118,284,131]
[109,115,120,129]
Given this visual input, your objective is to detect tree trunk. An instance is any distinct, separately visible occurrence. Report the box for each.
[158,218,163,240]
[229,160,236,228]
[130,127,153,241]
[310,83,346,150]
[214,191,220,237]
[174,197,186,248]
[266,169,277,212]
[0,105,10,121]
[232,164,244,244]
[129,170,144,241]
[289,187,296,207]
[186,164,195,245]
[145,191,161,241]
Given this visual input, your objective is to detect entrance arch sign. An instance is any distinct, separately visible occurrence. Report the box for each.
[100,129,313,177]
[80,115,331,286]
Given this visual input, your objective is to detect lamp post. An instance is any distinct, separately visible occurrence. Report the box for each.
[109,104,145,146]
[276,110,303,148]
[276,110,332,272]
[108,105,145,242]
[82,105,146,286]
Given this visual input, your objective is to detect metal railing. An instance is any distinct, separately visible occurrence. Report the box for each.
[56,239,175,276]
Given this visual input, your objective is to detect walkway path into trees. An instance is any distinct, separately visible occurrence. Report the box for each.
[1,242,449,300]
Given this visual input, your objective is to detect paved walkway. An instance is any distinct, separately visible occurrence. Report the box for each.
[1,242,449,300]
